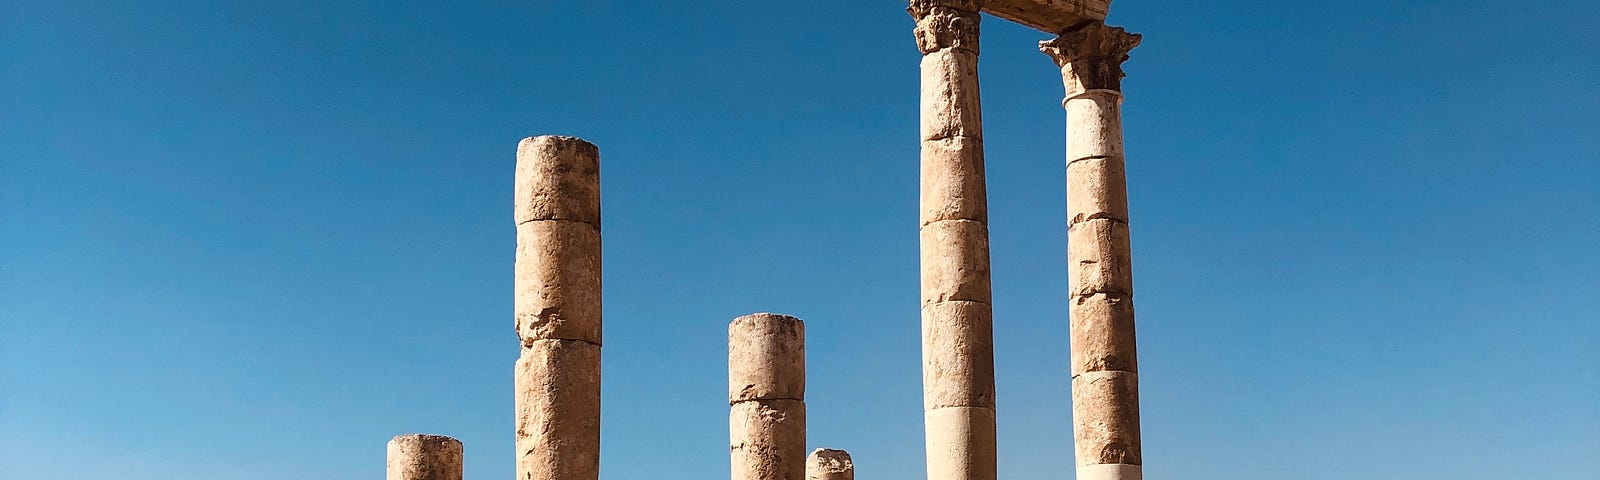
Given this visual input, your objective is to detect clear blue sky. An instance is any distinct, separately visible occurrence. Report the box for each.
[3,1,1597,478]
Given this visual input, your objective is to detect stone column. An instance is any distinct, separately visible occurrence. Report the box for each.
[806,448,855,480]
[909,2,996,480]
[514,135,602,480]
[386,434,463,480]
[729,313,807,480]
[1039,22,1144,480]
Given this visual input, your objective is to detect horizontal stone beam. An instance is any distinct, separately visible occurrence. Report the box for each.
[982,0,1109,34]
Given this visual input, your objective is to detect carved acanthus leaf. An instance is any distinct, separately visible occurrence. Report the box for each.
[907,0,981,18]
[1039,22,1140,92]
[909,0,982,54]
[1039,22,1140,66]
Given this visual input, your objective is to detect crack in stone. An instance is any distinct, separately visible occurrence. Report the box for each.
[1066,154,1125,166]
[1069,212,1128,227]
[515,217,601,229]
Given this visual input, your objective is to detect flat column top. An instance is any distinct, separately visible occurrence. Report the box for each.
[982,0,1110,33]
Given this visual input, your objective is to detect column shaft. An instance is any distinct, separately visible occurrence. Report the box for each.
[386,434,463,480]
[910,2,996,480]
[514,135,602,480]
[1041,23,1144,480]
[729,313,807,480]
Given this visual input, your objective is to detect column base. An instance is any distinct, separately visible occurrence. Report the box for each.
[1077,464,1142,480]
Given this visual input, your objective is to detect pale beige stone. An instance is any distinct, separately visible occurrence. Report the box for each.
[921,300,995,409]
[1046,21,1145,476]
[921,136,988,226]
[806,449,854,480]
[920,49,983,141]
[1071,371,1141,466]
[1076,464,1144,480]
[1065,94,1125,161]
[1069,293,1137,376]
[514,220,602,344]
[515,339,601,480]
[913,6,995,479]
[515,135,600,227]
[729,313,806,403]
[920,219,992,306]
[1067,218,1132,298]
[982,0,1109,34]
[910,1,981,55]
[923,407,997,480]
[1039,24,1142,95]
[1066,156,1129,226]
[731,399,807,480]
[386,434,463,480]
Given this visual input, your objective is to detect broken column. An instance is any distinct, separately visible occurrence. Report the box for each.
[1039,22,1144,480]
[729,313,806,480]
[514,135,602,480]
[806,449,855,480]
[386,434,463,480]
[909,2,996,480]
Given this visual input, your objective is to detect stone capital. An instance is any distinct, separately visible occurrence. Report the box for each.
[1039,22,1140,93]
[908,0,982,16]
[910,1,982,54]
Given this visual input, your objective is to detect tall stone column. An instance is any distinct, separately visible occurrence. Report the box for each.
[514,135,602,480]
[806,448,855,480]
[1039,22,1144,480]
[909,2,996,480]
[386,434,463,480]
[729,313,807,480]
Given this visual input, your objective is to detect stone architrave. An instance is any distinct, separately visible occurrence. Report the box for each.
[514,135,602,480]
[1040,22,1144,480]
[729,313,807,480]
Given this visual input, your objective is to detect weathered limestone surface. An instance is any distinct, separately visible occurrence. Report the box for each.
[923,406,997,480]
[514,220,602,344]
[1069,293,1137,375]
[1067,218,1133,298]
[514,339,601,479]
[919,219,992,306]
[729,313,806,402]
[1066,157,1129,225]
[921,300,995,409]
[1077,464,1145,480]
[921,136,987,224]
[910,2,996,480]
[920,50,983,141]
[514,135,602,480]
[1071,371,1141,465]
[730,314,807,480]
[514,136,600,227]
[806,449,855,480]
[730,399,808,480]
[982,0,1109,34]
[1041,22,1144,480]
[386,434,463,480]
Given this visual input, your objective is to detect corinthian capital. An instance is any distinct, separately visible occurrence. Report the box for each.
[909,0,982,54]
[907,0,981,17]
[1039,22,1141,92]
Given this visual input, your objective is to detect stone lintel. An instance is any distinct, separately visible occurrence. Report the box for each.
[982,0,1109,34]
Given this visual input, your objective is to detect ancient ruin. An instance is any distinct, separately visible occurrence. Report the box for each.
[386,434,464,480]
[390,1,1146,479]
[513,135,604,480]
[728,313,809,480]
[912,1,1142,479]
[806,449,856,480]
